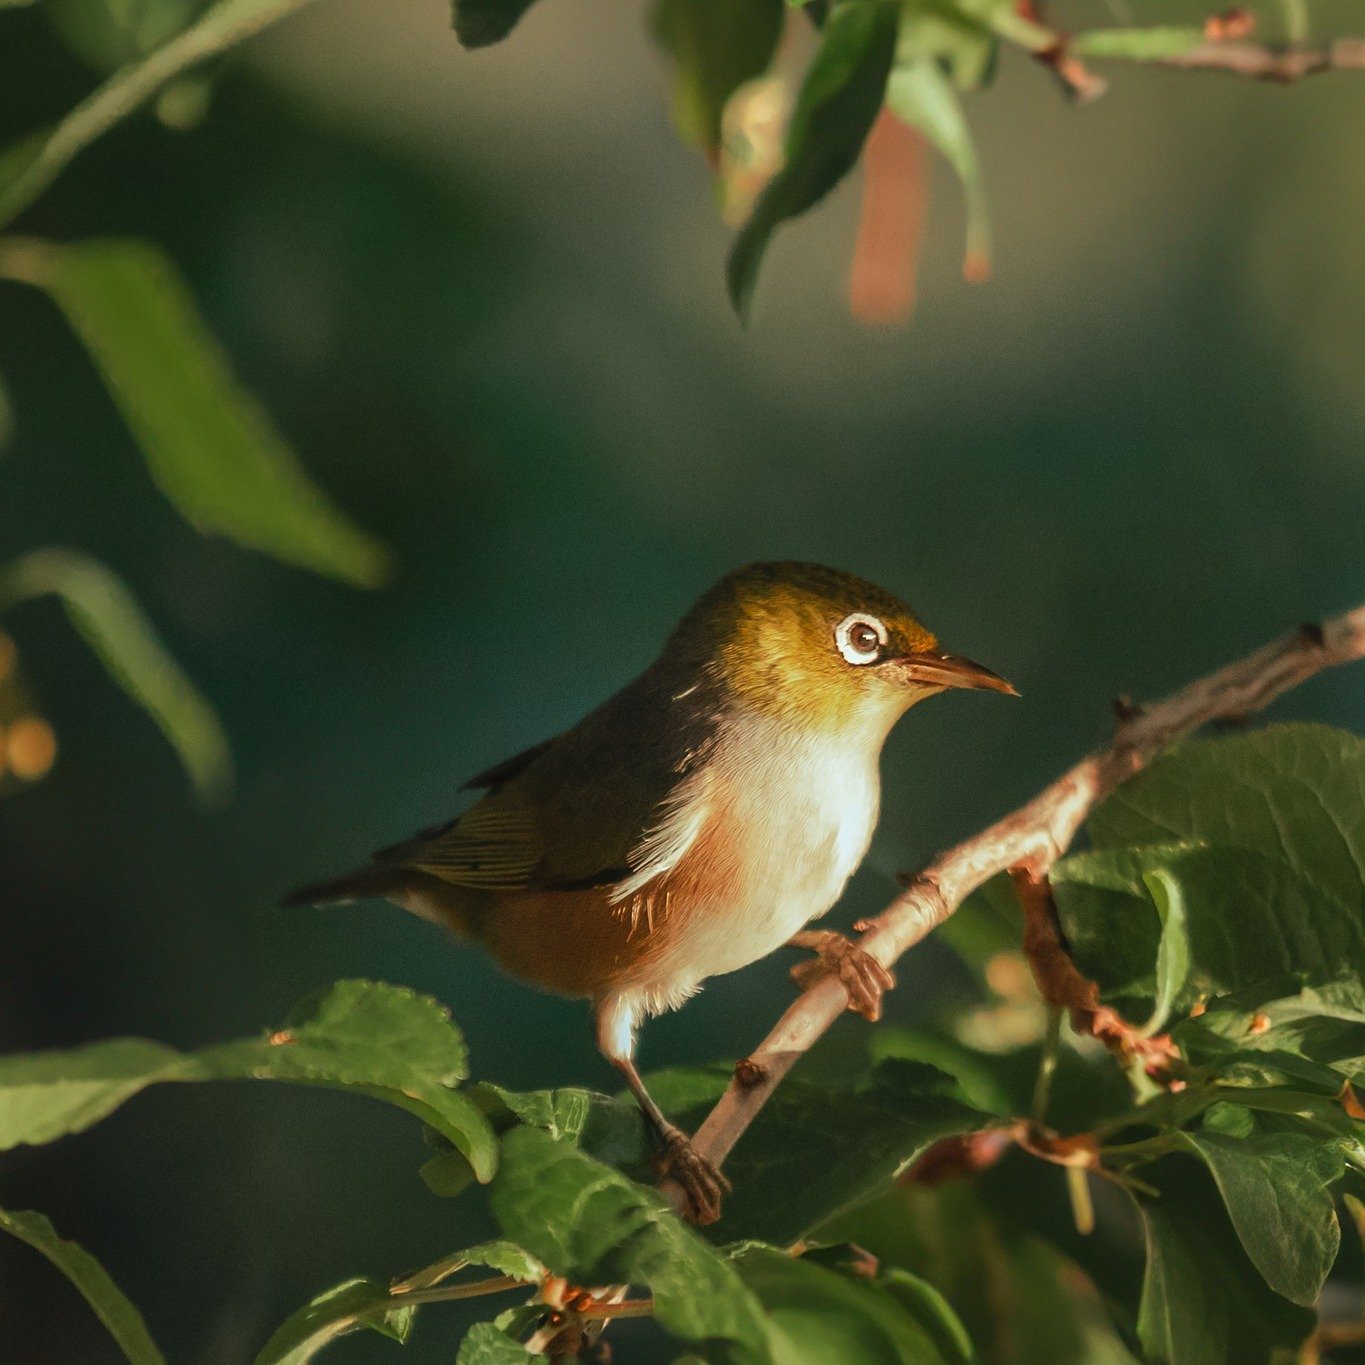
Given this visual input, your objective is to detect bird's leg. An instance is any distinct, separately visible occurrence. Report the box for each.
[788,927,896,1022]
[594,995,729,1224]
[611,1053,731,1225]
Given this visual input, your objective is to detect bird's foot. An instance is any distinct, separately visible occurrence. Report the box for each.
[652,1125,730,1226]
[790,929,896,1022]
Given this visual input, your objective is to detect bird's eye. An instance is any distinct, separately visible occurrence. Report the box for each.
[835,613,887,665]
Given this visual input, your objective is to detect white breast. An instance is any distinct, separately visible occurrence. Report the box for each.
[657,713,883,986]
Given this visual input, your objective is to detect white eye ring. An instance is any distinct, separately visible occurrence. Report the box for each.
[835,612,888,665]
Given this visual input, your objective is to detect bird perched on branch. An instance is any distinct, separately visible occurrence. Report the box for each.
[286,562,1015,1221]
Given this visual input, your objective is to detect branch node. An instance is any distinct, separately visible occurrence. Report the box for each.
[733,1057,767,1088]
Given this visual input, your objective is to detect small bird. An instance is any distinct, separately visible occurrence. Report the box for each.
[286,562,1015,1221]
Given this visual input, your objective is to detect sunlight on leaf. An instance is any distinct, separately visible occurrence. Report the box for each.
[0,1206,164,1364]
[0,548,231,800]
[1,238,388,586]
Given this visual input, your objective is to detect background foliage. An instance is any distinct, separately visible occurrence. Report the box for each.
[1,0,1364,1360]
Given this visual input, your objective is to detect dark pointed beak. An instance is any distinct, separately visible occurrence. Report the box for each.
[897,651,1019,696]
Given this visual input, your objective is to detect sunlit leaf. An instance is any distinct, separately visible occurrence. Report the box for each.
[0,548,231,799]
[1142,867,1189,1034]
[492,1125,772,1362]
[10,238,387,586]
[727,0,898,320]
[0,1205,164,1364]
[0,0,319,226]
[0,980,497,1177]
[457,1323,545,1362]
[652,0,783,159]
[884,42,990,277]
[254,1277,413,1365]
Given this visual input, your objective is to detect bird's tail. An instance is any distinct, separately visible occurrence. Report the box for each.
[282,865,403,908]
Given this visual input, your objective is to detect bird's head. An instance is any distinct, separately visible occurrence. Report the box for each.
[667,562,1016,736]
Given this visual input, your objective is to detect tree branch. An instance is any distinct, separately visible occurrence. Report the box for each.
[1152,38,1365,81]
[663,606,1365,1214]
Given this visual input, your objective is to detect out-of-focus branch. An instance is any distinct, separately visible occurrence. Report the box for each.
[1152,38,1365,81]
[663,606,1365,1217]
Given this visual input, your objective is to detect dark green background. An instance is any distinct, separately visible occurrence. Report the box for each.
[1,1,1362,1358]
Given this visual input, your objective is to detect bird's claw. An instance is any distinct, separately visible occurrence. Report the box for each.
[790,931,896,1022]
[653,1126,730,1225]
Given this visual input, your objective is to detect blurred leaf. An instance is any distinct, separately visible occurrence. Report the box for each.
[894,5,996,90]
[420,1148,477,1198]
[1141,867,1189,1035]
[884,44,989,276]
[0,0,318,225]
[46,0,200,71]
[259,1243,543,1363]
[1174,1130,1342,1305]
[727,0,898,320]
[0,547,231,799]
[10,238,387,586]
[457,1323,545,1363]
[730,1243,971,1363]
[1135,1158,1316,1364]
[452,0,542,48]
[823,1181,1137,1365]
[1070,28,1204,61]
[0,1205,164,1364]
[652,0,783,159]
[0,980,497,1176]
[0,364,13,450]
[254,1277,413,1364]
[491,1125,772,1362]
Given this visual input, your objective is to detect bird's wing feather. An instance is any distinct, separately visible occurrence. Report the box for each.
[375,664,721,896]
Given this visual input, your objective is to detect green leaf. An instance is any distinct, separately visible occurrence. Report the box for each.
[0,0,318,226]
[457,1323,545,1363]
[883,45,989,276]
[1142,867,1189,1034]
[697,1060,991,1244]
[254,1277,412,1365]
[1175,1130,1342,1305]
[258,1242,544,1364]
[727,0,898,320]
[0,1205,164,1364]
[652,0,783,158]
[451,0,542,48]
[731,1243,971,1363]
[492,1125,771,1362]
[0,548,231,800]
[7,238,387,586]
[1088,724,1365,918]
[1070,27,1204,61]
[0,981,497,1177]
[1135,1158,1316,1364]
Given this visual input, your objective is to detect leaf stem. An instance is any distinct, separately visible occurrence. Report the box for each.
[386,1274,528,1307]
[1031,1004,1063,1124]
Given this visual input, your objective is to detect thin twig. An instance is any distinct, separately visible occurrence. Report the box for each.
[1150,38,1365,81]
[663,606,1365,1214]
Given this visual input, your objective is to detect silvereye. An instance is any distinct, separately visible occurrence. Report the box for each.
[287,562,1015,1221]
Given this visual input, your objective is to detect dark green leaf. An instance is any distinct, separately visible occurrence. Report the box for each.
[0,981,496,1177]
[0,1206,164,1364]
[0,548,231,799]
[652,0,783,158]
[456,1322,545,1362]
[0,0,318,225]
[452,0,542,48]
[1135,1158,1316,1364]
[1087,724,1365,919]
[727,0,898,319]
[492,1125,771,1362]
[18,238,387,586]
[730,1243,970,1363]
[253,1277,412,1364]
[1175,1130,1342,1305]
